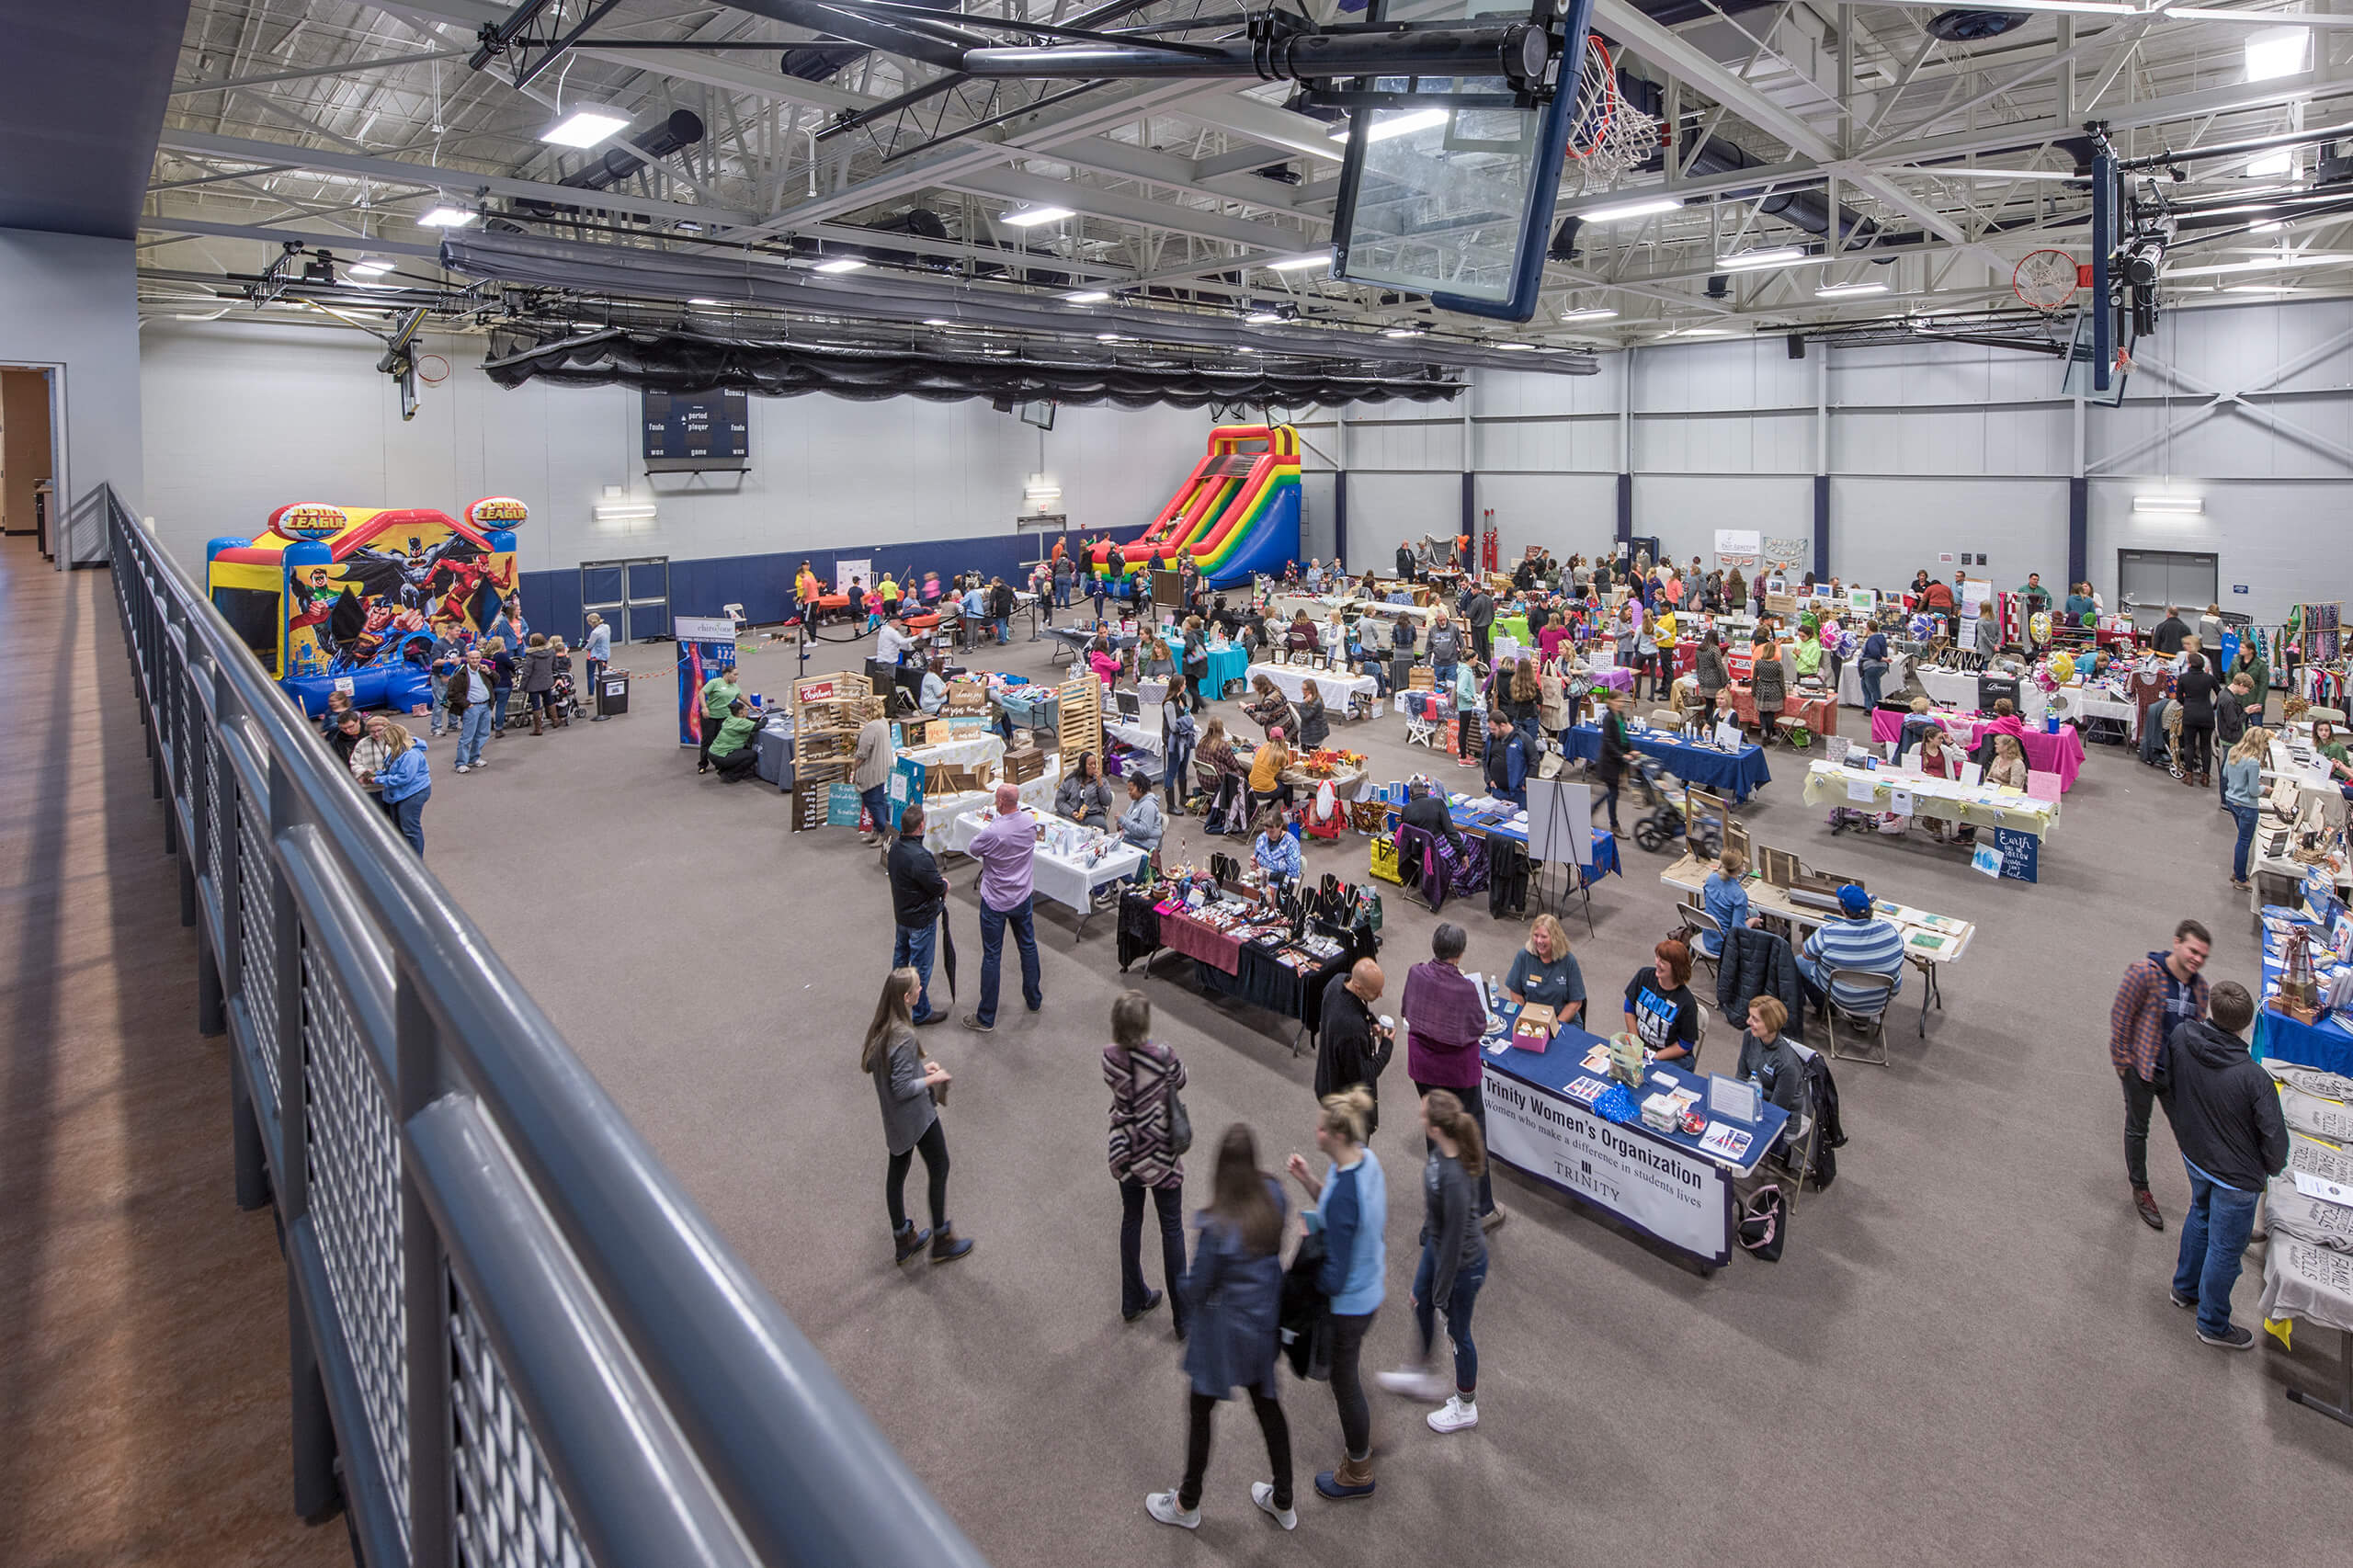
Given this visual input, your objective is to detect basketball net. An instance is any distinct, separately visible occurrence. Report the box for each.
[1565,40,1660,190]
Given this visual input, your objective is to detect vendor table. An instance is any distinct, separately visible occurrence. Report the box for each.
[1866,710,2087,792]
[1246,661,1379,713]
[1580,665,1635,696]
[1912,665,1984,710]
[1483,1010,1788,1269]
[2251,905,2353,1078]
[1044,624,1138,665]
[1283,762,1372,801]
[1557,722,1773,802]
[992,684,1060,733]
[1201,642,1249,695]
[918,757,1062,855]
[900,733,1005,771]
[1658,852,1974,1038]
[1378,796,1620,931]
[1802,758,2059,839]
[943,805,1145,939]
[2072,689,2141,740]
[1725,682,1839,739]
[1836,651,1911,710]
[1117,892,1364,1050]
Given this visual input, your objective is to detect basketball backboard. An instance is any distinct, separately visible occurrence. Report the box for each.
[1329,0,1593,323]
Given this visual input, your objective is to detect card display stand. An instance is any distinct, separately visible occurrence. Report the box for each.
[790,672,878,833]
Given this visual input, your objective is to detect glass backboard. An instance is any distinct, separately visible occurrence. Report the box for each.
[1330,0,1590,323]
[2060,305,2129,406]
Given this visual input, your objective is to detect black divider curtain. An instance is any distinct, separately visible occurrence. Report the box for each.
[482,325,1462,409]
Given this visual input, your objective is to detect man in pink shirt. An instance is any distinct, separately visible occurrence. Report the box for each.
[964,783,1043,1031]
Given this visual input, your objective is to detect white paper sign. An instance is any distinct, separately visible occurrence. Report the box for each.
[1824,735,1851,764]
[1847,778,1879,804]
[2293,1168,2353,1208]
[1484,1066,1732,1263]
[834,558,872,595]
[1710,1074,1758,1122]
[1972,842,2002,877]
[1889,789,1915,815]
[1715,720,1745,750]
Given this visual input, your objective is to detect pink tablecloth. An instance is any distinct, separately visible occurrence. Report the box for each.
[1868,710,2086,792]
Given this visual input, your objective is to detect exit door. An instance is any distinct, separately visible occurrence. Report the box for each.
[581,556,671,642]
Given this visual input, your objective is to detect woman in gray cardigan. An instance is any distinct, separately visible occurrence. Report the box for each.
[862,969,974,1266]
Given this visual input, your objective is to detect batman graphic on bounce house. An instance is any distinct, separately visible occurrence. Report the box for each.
[205,498,525,717]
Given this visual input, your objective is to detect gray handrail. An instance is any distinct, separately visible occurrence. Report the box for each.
[103,488,988,1568]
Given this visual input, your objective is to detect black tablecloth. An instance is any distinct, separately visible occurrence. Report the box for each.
[1118,892,1363,1032]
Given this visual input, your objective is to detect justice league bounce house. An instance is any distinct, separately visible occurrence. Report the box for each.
[205,497,527,718]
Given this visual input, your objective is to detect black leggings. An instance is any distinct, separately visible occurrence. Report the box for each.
[886,1119,949,1232]
[1182,1388,1291,1512]
[1327,1311,1375,1460]
[2182,719,2214,777]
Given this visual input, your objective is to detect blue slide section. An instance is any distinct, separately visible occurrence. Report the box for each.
[1203,486,1300,590]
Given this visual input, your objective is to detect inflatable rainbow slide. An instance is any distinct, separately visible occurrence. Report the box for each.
[1086,424,1302,589]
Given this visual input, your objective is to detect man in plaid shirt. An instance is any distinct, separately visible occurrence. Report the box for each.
[2108,920,2211,1232]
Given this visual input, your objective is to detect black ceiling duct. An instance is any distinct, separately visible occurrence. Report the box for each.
[558,109,706,192]
[1925,10,2031,41]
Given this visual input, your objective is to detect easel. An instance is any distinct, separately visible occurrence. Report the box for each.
[1523,777,1597,937]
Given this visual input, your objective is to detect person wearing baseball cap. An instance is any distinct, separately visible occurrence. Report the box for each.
[1795,883,1907,1022]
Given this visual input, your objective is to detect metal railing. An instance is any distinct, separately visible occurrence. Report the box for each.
[103,487,990,1568]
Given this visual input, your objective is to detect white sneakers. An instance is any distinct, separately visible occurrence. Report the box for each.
[1373,1366,1450,1402]
[453,765,470,774]
[1427,1395,1479,1434]
[1146,1484,1294,1531]
[1251,1482,1297,1530]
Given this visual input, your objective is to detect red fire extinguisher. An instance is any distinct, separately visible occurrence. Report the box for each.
[1480,509,1499,573]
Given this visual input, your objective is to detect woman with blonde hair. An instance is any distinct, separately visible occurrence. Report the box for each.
[363,715,432,854]
[1286,1087,1386,1501]
[1375,1090,1490,1435]
[1502,913,1585,1025]
[861,968,972,1266]
[2223,725,2271,889]
[1985,732,2030,791]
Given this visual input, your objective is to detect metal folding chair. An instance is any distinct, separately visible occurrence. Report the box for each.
[1677,897,1726,981]
[1824,969,1900,1066]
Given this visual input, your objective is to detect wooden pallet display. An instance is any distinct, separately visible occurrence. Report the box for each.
[790,671,877,832]
[1057,671,1103,779]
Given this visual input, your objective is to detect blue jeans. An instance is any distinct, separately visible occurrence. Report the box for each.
[893,921,938,1022]
[1433,661,1456,695]
[2173,1162,2260,1337]
[1410,1245,1488,1395]
[387,788,428,855]
[977,895,1041,1026]
[994,616,1010,644]
[1055,580,1073,608]
[456,703,492,767]
[490,681,514,733]
[860,784,890,837]
[2228,802,2260,882]
[1164,739,1195,811]
[1859,658,1887,711]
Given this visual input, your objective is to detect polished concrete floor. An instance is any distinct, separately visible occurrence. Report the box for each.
[418,613,2352,1568]
[0,535,348,1568]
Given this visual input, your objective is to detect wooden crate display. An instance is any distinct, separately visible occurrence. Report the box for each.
[789,671,877,833]
[1056,672,1103,778]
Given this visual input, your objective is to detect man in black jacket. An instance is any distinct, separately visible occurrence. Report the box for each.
[887,804,951,1027]
[1463,585,1495,664]
[989,577,1017,645]
[1396,541,1416,584]
[1315,959,1392,1133]
[2150,605,2192,657]
[2165,982,2287,1348]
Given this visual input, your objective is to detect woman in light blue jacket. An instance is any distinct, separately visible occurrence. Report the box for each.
[1286,1086,1386,1501]
[365,715,432,855]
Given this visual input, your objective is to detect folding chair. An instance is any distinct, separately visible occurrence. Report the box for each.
[1824,969,1900,1067]
[1677,898,1727,981]
[1771,1044,1824,1213]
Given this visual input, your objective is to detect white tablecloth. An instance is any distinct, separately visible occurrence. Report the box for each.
[1106,719,1161,756]
[919,757,1061,854]
[2073,690,2140,737]
[1247,662,1379,712]
[901,733,1005,770]
[1914,665,1982,709]
[1838,650,1911,710]
[941,806,1147,915]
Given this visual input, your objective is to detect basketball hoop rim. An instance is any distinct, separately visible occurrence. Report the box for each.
[1565,39,1618,159]
[2014,247,2079,312]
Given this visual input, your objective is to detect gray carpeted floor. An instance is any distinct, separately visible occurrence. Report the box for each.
[428,620,2349,1567]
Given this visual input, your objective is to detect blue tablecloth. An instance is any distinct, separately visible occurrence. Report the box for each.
[1558,723,1772,802]
[2252,908,2353,1076]
[1380,799,1620,881]
[1201,642,1248,694]
[1485,1014,1789,1174]
[995,686,1060,731]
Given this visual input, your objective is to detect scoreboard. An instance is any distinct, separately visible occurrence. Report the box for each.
[642,389,749,469]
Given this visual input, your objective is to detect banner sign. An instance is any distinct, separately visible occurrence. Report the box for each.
[1483,1065,1731,1265]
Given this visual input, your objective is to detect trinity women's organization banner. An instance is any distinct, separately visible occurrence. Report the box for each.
[1483,1065,1731,1265]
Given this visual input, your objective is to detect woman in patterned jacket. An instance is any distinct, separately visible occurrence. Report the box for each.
[1106,990,1188,1336]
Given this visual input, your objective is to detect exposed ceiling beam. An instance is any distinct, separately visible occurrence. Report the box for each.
[944,165,1308,252]
[155,127,756,229]
[138,215,449,260]
[172,47,469,97]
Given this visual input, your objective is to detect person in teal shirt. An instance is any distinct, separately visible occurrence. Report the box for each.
[707,699,763,782]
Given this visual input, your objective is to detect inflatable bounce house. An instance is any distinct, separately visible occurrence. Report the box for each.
[205,498,526,718]
[1086,423,1301,590]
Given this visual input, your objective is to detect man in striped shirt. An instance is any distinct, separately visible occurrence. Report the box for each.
[1796,884,1907,1018]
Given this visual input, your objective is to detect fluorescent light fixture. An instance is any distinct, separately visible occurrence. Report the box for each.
[347,257,392,277]
[1717,246,1806,270]
[923,317,952,326]
[1024,473,1061,506]
[813,257,866,274]
[1916,166,2086,183]
[2245,27,2309,83]
[688,297,723,306]
[1815,280,1890,298]
[1671,327,1735,338]
[1237,346,1260,353]
[2132,494,2203,515]
[2162,253,2352,278]
[1383,327,1426,338]
[2253,220,2284,233]
[416,206,475,227]
[1245,311,1282,324]
[1579,196,1683,223]
[1096,332,1126,341]
[1495,342,1537,352]
[1268,252,1333,272]
[1558,306,1620,323]
[2245,149,2295,178]
[541,106,631,148]
[1064,290,1111,304]
[592,497,657,526]
[1330,107,1451,142]
[1002,205,1073,227]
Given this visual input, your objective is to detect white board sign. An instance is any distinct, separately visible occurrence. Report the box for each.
[1484,1067,1730,1265]
[671,615,739,643]
[834,558,872,595]
[1522,777,1594,866]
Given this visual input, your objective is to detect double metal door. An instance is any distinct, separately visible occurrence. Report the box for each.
[582,557,671,642]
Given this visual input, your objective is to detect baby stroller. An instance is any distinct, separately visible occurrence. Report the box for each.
[1629,755,1719,856]
[2138,697,2184,778]
[550,650,582,723]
